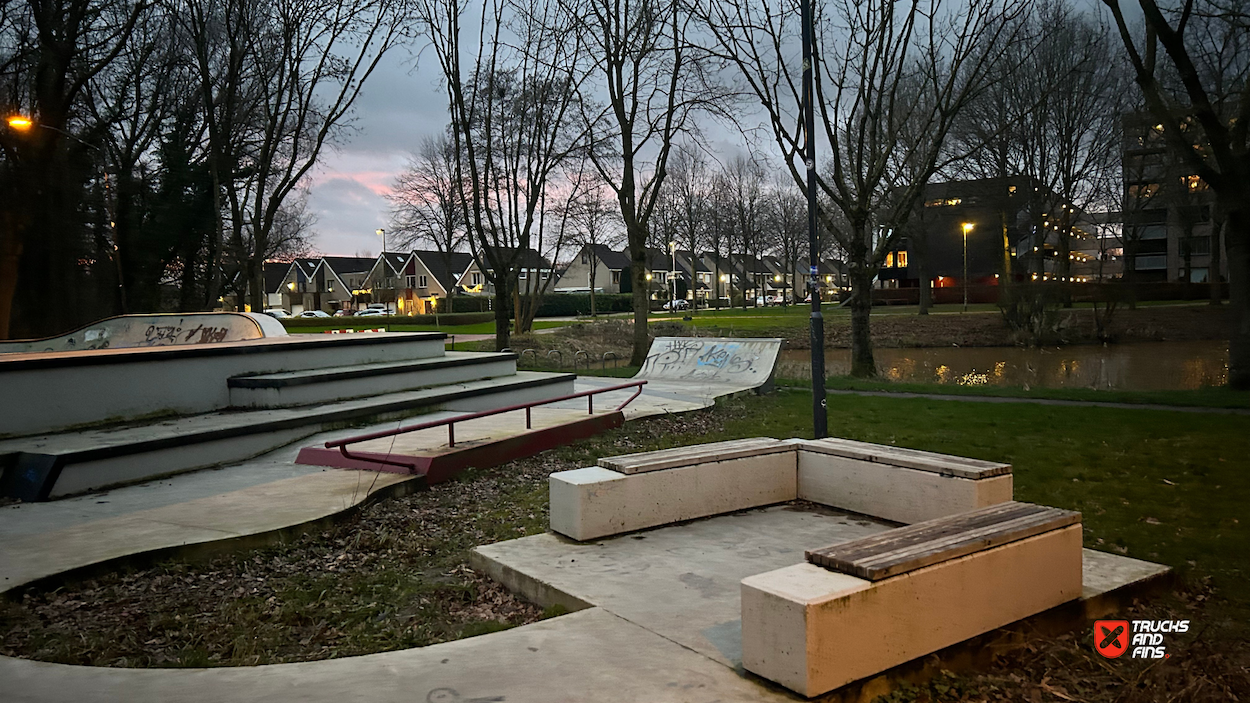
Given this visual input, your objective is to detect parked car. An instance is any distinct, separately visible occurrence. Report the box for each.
[354,308,389,317]
[332,309,350,317]
[661,299,690,311]
[298,309,331,318]
[261,308,290,318]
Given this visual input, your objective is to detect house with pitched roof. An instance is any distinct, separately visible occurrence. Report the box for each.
[455,246,553,297]
[554,244,632,293]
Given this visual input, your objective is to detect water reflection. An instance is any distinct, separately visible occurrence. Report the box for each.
[778,340,1229,391]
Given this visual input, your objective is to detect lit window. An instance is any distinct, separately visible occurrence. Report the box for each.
[327,280,334,293]
[1184,175,1208,192]
[1128,183,1160,199]
[885,252,895,268]
[897,251,908,268]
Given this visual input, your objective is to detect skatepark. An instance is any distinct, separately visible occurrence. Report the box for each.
[0,318,1170,702]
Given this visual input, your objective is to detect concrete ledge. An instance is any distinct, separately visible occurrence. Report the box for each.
[549,452,797,541]
[796,450,1013,524]
[551,438,1013,540]
[741,524,1083,697]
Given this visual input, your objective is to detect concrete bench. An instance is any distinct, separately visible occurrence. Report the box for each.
[548,437,1012,541]
[741,502,1082,697]
[797,438,1013,524]
[549,438,797,541]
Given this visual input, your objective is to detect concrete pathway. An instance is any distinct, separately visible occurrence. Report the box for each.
[824,388,1250,415]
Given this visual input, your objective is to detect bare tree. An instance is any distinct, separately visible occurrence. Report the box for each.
[661,142,711,310]
[0,0,148,338]
[567,179,625,316]
[1102,0,1249,388]
[387,134,467,312]
[561,0,728,364]
[415,0,592,349]
[704,0,1027,376]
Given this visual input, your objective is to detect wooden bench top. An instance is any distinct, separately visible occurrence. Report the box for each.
[598,437,793,474]
[800,438,1011,480]
[806,502,1080,581]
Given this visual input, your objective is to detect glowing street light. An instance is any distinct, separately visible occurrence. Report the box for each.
[6,116,33,130]
[962,222,974,312]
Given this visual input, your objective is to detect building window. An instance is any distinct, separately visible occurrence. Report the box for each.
[897,251,908,268]
[885,252,894,268]
[419,275,428,288]
[542,270,550,280]
[1128,183,1160,200]
[924,197,962,208]
[326,280,334,293]
[1135,254,1167,270]
[611,270,621,285]
[657,271,668,284]
[1184,174,1209,192]
[519,269,528,280]
[471,272,482,286]
[1135,224,1168,240]
[406,275,416,288]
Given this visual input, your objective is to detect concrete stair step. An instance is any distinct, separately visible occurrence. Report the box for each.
[0,372,576,501]
[227,351,519,408]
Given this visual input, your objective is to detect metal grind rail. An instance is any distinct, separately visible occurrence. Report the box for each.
[324,379,647,472]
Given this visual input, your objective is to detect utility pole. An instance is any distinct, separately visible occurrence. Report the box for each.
[801,0,826,439]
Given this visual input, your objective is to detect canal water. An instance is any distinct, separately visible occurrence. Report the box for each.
[776,340,1229,391]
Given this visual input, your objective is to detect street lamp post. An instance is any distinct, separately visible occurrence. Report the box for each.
[962,222,974,312]
[669,241,678,312]
[801,0,826,438]
[376,228,386,255]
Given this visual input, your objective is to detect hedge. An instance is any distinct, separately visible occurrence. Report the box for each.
[535,293,633,317]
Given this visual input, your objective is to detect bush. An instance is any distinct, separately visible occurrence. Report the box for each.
[443,295,492,313]
[535,293,634,317]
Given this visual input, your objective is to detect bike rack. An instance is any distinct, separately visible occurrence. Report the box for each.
[574,350,590,370]
[323,380,648,472]
[546,349,563,367]
[601,351,618,369]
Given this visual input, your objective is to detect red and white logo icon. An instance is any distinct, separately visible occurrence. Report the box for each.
[1094,620,1130,658]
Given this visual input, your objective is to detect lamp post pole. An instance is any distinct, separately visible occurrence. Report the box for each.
[962,223,973,312]
[376,228,386,255]
[801,0,826,438]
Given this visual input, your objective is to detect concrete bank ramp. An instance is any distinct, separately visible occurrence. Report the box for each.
[638,336,781,390]
[568,337,782,419]
[0,312,287,354]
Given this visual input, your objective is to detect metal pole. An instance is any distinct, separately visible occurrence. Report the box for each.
[963,229,969,311]
[802,0,827,439]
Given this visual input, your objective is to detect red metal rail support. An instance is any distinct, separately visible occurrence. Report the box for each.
[324,380,647,471]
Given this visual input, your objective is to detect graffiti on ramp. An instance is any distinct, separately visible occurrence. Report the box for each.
[638,337,781,389]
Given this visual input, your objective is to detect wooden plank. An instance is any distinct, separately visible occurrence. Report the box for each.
[806,502,1080,581]
[598,437,792,474]
[801,438,1011,479]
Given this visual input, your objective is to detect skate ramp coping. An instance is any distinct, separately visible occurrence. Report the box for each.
[637,337,782,392]
[0,312,288,354]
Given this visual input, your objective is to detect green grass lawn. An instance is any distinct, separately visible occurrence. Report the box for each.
[807,376,1250,409]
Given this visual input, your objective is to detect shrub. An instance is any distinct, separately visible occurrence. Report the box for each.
[535,293,633,317]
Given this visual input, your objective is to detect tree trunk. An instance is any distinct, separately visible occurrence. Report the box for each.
[1211,211,1224,306]
[493,279,512,351]
[629,222,650,366]
[848,268,876,377]
[1226,204,1249,390]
